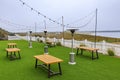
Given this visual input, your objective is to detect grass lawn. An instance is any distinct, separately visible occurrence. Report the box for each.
[0,40,120,80]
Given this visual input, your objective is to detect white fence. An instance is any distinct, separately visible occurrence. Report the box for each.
[62,39,120,56]
[8,35,120,56]
[42,37,120,56]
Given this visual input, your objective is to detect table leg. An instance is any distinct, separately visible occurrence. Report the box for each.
[81,49,83,55]
[92,51,94,60]
[18,51,21,59]
[58,63,62,75]
[48,64,51,78]
[35,59,38,68]
[76,48,79,55]
[11,52,12,56]
[10,52,13,60]
[6,51,8,57]
[14,52,16,56]
[96,50,99,59]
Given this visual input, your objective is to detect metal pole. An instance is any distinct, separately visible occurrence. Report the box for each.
[62,16,64,45]
[29,31,32,48]
[44,20,46,29]
[72,33,74,52]
[44,20,46,42]
[43,20,48,54]
[94,8,98,48]
[35,22,37,41]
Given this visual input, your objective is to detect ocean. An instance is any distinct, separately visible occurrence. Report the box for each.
[92,32,120,38]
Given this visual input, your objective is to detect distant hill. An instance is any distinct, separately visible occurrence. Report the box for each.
[0,28,9,40]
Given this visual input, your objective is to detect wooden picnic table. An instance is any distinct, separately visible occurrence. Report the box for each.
[8,43,17,48]
[34,54,63,78]
[46,41,55,47]
[6,48,21,60]
[76,46,99,60]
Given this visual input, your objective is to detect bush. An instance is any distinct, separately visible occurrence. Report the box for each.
[107,48,115,56]
[37,38,43,43]
[56,42,62,46]
[79,43,86,47]
[39,40,43,43]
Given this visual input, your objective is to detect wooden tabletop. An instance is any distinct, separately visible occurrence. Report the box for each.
[8,43,17,45]
[78,46,99,51]
[6,48,20,52]
[34,54,63,65]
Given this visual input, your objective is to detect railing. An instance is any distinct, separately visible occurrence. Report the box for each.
[8,35,120,56]
[44,37,120,56]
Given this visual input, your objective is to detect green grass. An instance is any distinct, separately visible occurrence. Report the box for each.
[0,40,120,80]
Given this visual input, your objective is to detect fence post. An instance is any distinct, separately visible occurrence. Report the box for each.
[61,38,64,46]
[102,40,106,54]
[40,36,45,42]
[84,39,87,46]
[53,37,56,45]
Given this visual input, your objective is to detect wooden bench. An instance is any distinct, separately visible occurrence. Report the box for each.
[76,46,99,60]
[8,43,17,48]
[34,54,63,78]
[46,41,55,47]
[6,48,21,60]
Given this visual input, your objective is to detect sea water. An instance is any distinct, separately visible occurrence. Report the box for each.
[91,32,120,38]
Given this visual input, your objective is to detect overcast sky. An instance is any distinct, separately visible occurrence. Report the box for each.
[0,0,120,32]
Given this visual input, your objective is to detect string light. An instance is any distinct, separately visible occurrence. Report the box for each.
[73,16,95,29]
[38,12,40,15]
[0,18,33,31]
[19,0,62,27]
[48,18,51,20]
[67,10,96,29]
[68,10,96,25]
[19,0,97,30]
[31,8,33,10]
[23,2,25,5]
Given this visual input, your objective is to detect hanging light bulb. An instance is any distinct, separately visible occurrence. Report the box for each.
[19,0,64,26]
[23,2,25,5]
[38,12,40,15]
[31,8,33,10]
[44,16,46,18]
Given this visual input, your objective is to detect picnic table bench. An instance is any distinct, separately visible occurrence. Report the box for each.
[76,46,99,60]
[6,48,21,60]
[34,54,63,78]
[8,43,17,48]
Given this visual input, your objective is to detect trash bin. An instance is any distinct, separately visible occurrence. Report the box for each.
[44,46,48,54]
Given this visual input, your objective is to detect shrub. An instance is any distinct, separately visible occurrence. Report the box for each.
[56,42,62,46]
[107,48,115,56]
[37,38,39,42]
[39,40,43,43]
[79,43,86,47]
[37,38,43,43]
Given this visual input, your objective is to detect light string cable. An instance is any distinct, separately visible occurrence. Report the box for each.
[19,0,64,26]
[37,17,62,30]
[67,9,96,28]
[46,16,62,28]
[0,18,33,31]
[75,13,95,28]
